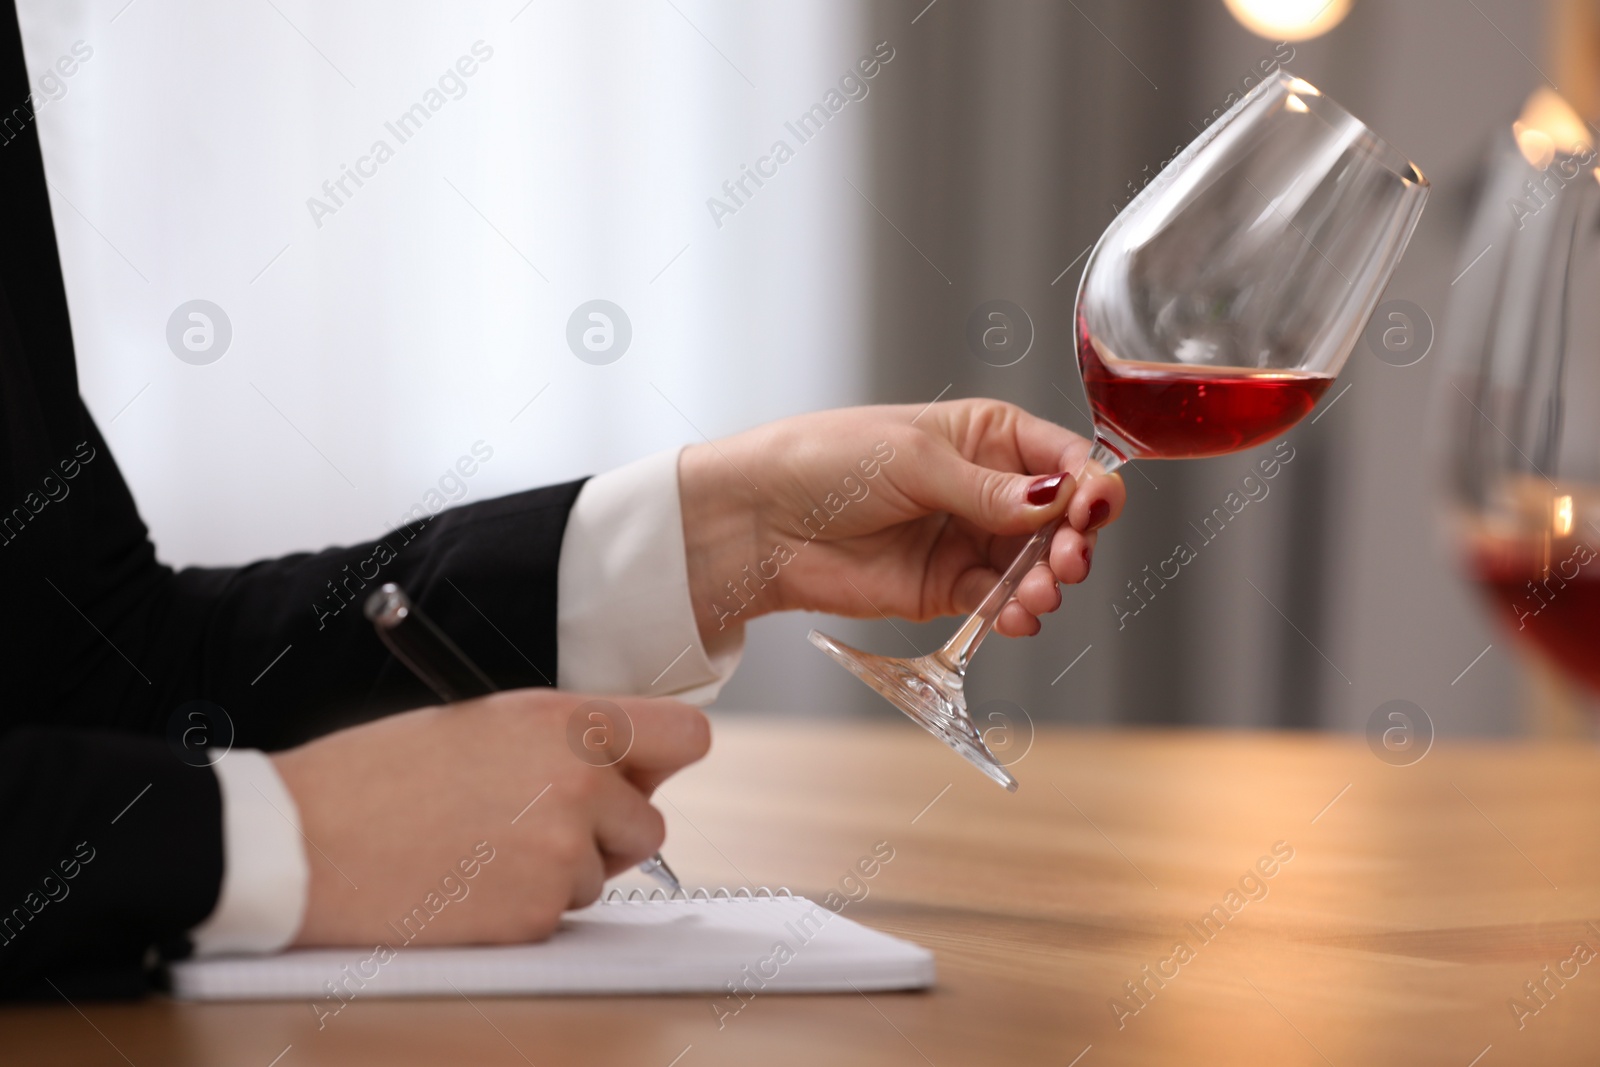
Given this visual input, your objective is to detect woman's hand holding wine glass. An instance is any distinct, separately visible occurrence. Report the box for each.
[807,71,1430,787]
[678,399,1127,647]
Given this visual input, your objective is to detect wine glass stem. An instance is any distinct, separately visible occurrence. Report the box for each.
[933,436,1128,675]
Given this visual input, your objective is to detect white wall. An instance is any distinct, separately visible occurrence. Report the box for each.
[21,0,870,565]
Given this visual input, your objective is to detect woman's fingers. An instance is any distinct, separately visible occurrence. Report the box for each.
[614,699,713,795]
[1048,524,1096,584]
[933,399,1088,477]
[565,836,609,911]
[996,599,1041,637]
[591,777,669,877]
[1066,469,1127,533]
[993,524,1096,608]
[981,405,1127,525]
[917,400,1125,537]
[1014,562,1062,616]
[894,437,1078,538]
[949,520,1101,637]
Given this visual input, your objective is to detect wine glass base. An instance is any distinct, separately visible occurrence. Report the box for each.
[807,629,1018,792]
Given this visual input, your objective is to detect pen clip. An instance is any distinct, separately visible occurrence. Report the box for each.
[364,583,496,703]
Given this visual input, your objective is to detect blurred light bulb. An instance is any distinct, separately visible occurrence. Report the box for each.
[1514,87,1591,160]
[1223,0,1352,41]
[1554,494,1574,537]
[1513,122,1557,169]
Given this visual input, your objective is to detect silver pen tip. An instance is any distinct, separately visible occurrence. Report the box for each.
[640,854,682,891]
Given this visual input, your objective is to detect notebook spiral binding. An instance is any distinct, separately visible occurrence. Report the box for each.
[602,886,794,904]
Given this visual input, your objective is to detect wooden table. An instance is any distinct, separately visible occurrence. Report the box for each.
[7,717,1600,1066]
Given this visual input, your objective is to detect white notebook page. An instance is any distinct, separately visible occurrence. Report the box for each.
[169,892,934,1000]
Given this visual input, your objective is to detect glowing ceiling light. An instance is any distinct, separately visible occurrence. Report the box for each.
[1223,0,1352,41]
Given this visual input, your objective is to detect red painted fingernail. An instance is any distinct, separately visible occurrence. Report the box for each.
[1087,499,1111,529]
[1026,473,1066,506]
[1081,544,1093,567]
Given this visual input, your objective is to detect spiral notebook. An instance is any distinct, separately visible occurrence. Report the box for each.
[168,889,935,1000]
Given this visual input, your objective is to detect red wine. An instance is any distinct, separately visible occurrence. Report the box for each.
[1471,534,1600,695]
[1079,330,1333,459]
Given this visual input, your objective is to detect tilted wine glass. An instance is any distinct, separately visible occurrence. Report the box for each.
[1444,88,1600,699]
[810,70,1429,790]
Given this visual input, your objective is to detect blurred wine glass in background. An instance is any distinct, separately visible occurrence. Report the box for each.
[1446,88,1600,706]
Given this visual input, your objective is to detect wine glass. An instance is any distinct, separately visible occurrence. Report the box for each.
[1445,88,1600,700]
[810,70,1430,790]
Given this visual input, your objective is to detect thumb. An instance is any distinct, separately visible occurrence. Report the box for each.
[898,444,1074,536]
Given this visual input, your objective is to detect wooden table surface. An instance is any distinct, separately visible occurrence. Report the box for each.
[6,716,1600,1066]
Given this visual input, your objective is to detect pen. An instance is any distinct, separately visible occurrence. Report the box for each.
[363,582,683,894]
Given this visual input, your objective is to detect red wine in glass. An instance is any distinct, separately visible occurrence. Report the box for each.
[1079,331,1334,460]
[1467,499,1600,695]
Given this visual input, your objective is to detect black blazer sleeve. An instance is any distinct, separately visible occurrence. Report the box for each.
[0,1,583,998]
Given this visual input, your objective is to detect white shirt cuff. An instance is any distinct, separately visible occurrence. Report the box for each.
[558,447,743,704]
[189,749,310,957]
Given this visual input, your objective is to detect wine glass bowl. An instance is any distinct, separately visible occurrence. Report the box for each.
[1079,71,1428,464]
[812,70,1429,787]
[1446,88,1600,700]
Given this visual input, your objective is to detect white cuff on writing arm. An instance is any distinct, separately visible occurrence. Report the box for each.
[558,447,743,704]
[189,749,310,957]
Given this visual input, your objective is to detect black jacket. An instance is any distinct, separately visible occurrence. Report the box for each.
[0,4,578,998]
